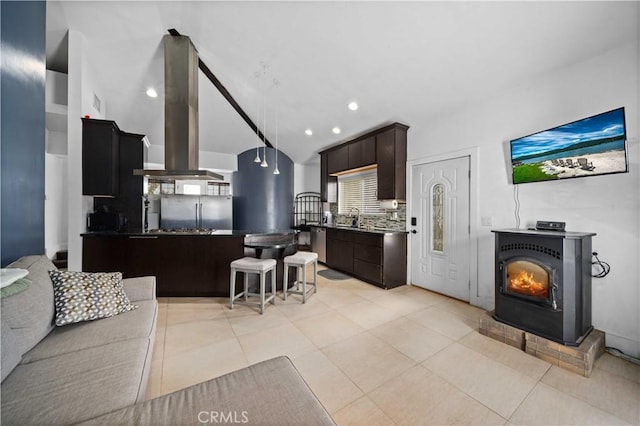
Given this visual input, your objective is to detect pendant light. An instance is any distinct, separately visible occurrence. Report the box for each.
[260,66,268,168]
[253,62,282,174]
[253,70,261,163]
[253,69,265,163]
[260,97,268,168]
[273,100,280,175]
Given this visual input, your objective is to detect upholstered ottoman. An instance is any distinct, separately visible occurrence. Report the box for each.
[78,356,335,425]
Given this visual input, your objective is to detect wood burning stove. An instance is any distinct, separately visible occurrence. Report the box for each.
[492,229,595,346]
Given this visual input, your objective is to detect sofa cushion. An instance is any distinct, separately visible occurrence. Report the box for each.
[122,276,156,302]
[1,255,56,358]
[77,356,336,426]
[22,300,157,364]
[48,271,137,326]
[1,338,154,425]
[1,320,22,382]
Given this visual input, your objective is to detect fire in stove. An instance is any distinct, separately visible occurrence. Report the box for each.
[506,261,549,298]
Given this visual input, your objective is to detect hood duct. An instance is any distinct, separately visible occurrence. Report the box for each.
[135,34,222,180]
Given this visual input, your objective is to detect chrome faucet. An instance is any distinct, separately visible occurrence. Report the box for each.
[348,207,360,228]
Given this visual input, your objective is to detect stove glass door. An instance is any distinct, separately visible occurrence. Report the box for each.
[505,259,550,300]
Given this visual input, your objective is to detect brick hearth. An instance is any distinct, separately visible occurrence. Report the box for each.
[479,311,605,377]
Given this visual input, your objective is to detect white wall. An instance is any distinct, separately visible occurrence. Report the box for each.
[407,42,639,356]
[44,153,67,258]
[294,162,320,195]
[45,70,69,259]
[67,30,106,271]
[293,162,321,246]
[46,70,67,107]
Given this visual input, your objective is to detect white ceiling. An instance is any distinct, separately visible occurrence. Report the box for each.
[46,1,639,165]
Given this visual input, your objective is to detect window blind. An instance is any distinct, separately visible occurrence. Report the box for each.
[338,170,383,214]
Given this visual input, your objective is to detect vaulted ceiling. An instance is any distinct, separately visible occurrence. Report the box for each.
[46,1,639,166]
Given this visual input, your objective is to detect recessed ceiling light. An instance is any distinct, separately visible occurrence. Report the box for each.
[332,127,341,134]
[348,102,358,111]
[305,129,313,136]
[146,88,158,98]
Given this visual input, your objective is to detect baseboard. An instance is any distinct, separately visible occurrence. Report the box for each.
[605,332,640,358]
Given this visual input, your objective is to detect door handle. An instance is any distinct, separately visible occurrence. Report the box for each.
[411,229,417,234]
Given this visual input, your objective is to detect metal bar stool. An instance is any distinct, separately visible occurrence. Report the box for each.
[229,257,277,314]
[283,252,318,303]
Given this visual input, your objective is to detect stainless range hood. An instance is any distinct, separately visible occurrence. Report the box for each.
[135,35,222,181]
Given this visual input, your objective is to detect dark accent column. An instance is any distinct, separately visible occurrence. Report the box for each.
[1,1,46,266]
[233,148,293,231]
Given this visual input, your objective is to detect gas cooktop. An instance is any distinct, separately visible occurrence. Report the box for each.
[149,228,217,235]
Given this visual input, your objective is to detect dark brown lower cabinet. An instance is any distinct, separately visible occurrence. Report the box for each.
[82,235,245,297]
[326,229,354,274]
[326,228,407,289]
[353,260,382,283]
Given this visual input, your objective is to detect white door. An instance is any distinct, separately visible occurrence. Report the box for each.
[410,156,470,301]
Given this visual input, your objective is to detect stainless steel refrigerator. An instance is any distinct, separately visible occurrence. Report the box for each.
[160,194,233,229]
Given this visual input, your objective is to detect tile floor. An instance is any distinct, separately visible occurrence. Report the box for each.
[146,265,640,425]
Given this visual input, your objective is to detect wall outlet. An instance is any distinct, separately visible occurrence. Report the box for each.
[481,216,493,227]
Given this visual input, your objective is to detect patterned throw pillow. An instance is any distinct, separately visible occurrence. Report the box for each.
[48,271,138,326]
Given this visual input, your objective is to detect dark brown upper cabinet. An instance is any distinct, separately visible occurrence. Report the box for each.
[376,124,408,200]
[82,118,120,196]
[319,122,408,201]
[320,152,328,202]
[348,135,376,170]
[327,144,349,174]
[320,152,337,202]
[360,135,377,166]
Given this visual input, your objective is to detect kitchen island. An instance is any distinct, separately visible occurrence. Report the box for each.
[82,230,297,297]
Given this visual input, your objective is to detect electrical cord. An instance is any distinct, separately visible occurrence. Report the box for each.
[606,346,640,365]
[513,185,521,229]
[591,252,610,278]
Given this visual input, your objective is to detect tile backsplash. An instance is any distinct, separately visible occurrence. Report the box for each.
[329,203,407,231]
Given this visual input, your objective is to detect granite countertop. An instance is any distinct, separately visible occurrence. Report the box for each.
[309,224,408,235]
[82,229,300,237]
[82,230,242,237]
[82,226,410,237]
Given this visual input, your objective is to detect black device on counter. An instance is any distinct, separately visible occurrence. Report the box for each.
[88,211,127,232]
[535,220,566,232]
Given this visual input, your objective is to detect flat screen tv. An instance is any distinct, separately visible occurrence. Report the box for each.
[510,107,628,184]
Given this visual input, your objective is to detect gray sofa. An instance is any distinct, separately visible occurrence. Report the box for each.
[1,255,158,425]
[1,255,335,425]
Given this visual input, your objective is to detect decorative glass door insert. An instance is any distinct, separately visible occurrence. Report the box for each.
[431,183,444,252]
